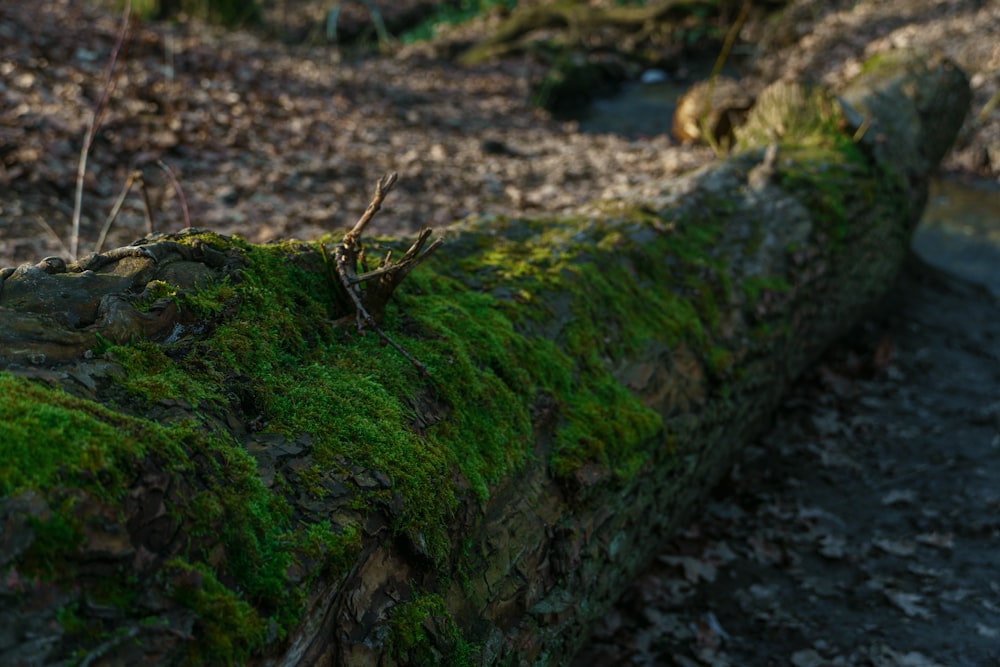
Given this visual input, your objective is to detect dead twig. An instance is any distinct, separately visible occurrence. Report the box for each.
[344,171,397,246]
[95,170,141,254]
[137,173,155,236]
[70,0,134,260]
[326,172,441,376]
[156,160,191,229]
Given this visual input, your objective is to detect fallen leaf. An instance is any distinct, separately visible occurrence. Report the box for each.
[873,537,917,557]
[884,590,933,619]
[915,532,954,549]
[881,489,917,506]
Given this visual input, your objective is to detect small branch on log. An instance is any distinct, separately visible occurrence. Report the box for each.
[324,172,441,376]
[344,171,397,245]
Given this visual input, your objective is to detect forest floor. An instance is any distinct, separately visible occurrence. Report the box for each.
[2,1,999,666]
[4,0,996,268]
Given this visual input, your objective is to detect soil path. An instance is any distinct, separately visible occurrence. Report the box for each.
[576,258,1000,666]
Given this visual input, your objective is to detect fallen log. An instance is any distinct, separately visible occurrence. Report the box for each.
[0,51,969,666]
[456,0,785,66]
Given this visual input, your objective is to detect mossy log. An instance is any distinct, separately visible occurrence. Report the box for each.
[459,0,731,65]
[0,52,969,666]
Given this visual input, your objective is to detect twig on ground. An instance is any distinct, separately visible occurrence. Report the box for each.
[70,0,134,260]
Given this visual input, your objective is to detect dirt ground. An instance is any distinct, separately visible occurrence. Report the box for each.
[2,1,999,665]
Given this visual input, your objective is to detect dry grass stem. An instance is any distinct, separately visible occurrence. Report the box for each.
[156,160,191,229]
[95,170,141,254]
[70,0,133,260]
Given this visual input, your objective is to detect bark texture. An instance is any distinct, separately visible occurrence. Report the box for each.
[0,52,969,667]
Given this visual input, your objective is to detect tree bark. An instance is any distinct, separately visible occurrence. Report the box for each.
[0,52,969,666]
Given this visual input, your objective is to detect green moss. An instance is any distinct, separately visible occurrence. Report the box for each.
[125,223,714,565]
[736,83,850,153]
[181,280,237,318]
[705,345,734,377]
[858,51,894,75]
[110,341,223,406]
[389,592,478,666]
[22,507,83,579]
[0,372,183,497]
[431,210,734,484]
[0,363,361,660]
[136,279,179,312]
[742,275,792,303]
[551,369,662,477]
[163,559,266,663]
[301,521,362,576]
[776,147,874,244]
[56,602,84,634]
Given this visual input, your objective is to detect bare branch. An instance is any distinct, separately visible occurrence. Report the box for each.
[95,170,141,254]
[32,216,72,259]
[345,171,398,244]
[325,173,439,375]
